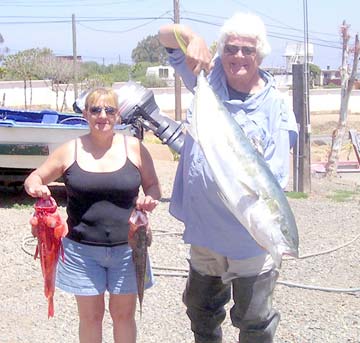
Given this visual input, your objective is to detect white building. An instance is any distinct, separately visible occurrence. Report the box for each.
[284,43,314,73]
[145,65,175,85]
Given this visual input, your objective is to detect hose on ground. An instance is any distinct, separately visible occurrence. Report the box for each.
[21,230,360,293]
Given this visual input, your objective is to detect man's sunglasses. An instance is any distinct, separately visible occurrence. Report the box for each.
[223,44,256,56]
[89,106,117,116]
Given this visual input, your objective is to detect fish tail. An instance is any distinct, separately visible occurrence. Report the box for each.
[139,303,143,320]
[48,296,54,318]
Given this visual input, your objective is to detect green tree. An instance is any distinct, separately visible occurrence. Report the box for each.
[131,34,168,64]
[0,33,9,64]
[4,48,52,108]
[80,62,131,87]
[309,63,321,88]
[325,21,360,176]
[35,54,75,111]
[209,41,218,57]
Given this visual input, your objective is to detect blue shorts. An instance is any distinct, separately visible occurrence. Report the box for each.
[56,238,154,296]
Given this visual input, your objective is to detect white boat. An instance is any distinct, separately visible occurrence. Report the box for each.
[0,108,134,187]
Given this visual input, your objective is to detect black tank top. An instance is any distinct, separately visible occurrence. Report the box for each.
[63,140,141,246]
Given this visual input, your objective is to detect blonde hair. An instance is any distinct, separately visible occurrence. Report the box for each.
[85,87,119,110]
[217,12,271,61]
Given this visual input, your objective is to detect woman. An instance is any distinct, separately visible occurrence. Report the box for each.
[24,87,161,343]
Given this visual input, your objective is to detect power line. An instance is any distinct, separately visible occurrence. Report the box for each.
[0,16,172,25]
[77,12,172,33]
[180,17,342,51]
[0,12,346,65]
[0,1,128,7]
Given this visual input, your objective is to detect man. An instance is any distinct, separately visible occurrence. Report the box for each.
[159,12,298,343]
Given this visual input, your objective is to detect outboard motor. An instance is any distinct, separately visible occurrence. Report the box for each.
[73,82,185,154]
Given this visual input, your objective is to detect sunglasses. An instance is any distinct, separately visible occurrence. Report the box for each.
[89,106,117,116]
[223,44,257,56]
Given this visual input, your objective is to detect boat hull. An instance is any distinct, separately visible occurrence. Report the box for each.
[0,108,132,186]
[0,125,90,169]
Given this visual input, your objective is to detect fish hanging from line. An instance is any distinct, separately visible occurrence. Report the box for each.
[30,196,68,318]
[189,71,299,267]
[128,209,151,318]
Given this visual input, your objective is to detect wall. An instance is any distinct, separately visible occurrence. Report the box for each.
[1,80,360,115]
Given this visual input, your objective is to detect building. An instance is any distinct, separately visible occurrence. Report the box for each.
[55,55,83,62]
[145,65,175,86]
[284,43,314,73]
[322,67,341,86]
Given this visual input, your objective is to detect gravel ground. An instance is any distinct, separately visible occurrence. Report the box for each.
[0,159,359,343]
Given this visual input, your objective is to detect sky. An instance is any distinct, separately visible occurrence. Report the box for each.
[0,0,359,70]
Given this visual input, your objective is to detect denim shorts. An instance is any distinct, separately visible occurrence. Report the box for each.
[56,238,154,296]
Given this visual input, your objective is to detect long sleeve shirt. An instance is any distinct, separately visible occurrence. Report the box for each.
[168,48,298,259]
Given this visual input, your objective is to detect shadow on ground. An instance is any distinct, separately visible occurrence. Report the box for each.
[0,185,67,208]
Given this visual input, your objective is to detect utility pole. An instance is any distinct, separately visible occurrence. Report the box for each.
[292,64,311,193]
[173,0,182,121]
[302,0,311,192]
[72,14,78,99]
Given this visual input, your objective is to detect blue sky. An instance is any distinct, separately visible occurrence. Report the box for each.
[0,0,359,69]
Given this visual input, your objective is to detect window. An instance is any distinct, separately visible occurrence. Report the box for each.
[159,68,169,78]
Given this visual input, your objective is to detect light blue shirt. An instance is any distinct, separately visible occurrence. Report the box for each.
[168,49,298,260]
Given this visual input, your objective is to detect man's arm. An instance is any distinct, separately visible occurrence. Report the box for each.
[158,24,193,49]
[158,24,213,75]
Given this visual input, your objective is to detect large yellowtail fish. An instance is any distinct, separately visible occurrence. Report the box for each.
[190,72,299,267]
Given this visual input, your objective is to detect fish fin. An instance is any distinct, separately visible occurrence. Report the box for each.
[34,245,39,260]
[48,297,54,318]
[217,190,229,204]
[239,180,259,198]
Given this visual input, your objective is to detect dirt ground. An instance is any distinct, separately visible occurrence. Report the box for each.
[310,113,360,163]
[1,111,359,343]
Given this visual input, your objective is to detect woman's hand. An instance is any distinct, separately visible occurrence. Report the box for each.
[25,184,51,199]
[135,195,159,213]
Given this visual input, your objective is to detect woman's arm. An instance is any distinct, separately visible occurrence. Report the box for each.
[127,136,161,212]
[24,141,73,198]
[138,143,161,212]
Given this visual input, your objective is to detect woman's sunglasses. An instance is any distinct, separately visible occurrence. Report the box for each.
[223,44,256,56]
[89,106,117,116]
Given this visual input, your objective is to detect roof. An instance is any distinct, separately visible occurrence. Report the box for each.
[284,43,314,57]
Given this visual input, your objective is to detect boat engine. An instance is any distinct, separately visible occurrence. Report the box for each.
[73,82,185,154]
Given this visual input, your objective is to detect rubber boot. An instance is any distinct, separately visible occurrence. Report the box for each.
[182,266,231,343]
[230,269,280,343]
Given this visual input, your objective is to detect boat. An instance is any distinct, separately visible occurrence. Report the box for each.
[0,108,134,187]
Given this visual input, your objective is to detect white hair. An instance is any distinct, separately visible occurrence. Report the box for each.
[217,12,271,60]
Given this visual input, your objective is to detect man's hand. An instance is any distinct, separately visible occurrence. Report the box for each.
[185,35,214,75]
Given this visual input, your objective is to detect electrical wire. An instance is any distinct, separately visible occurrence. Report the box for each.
[77,12,172,34]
